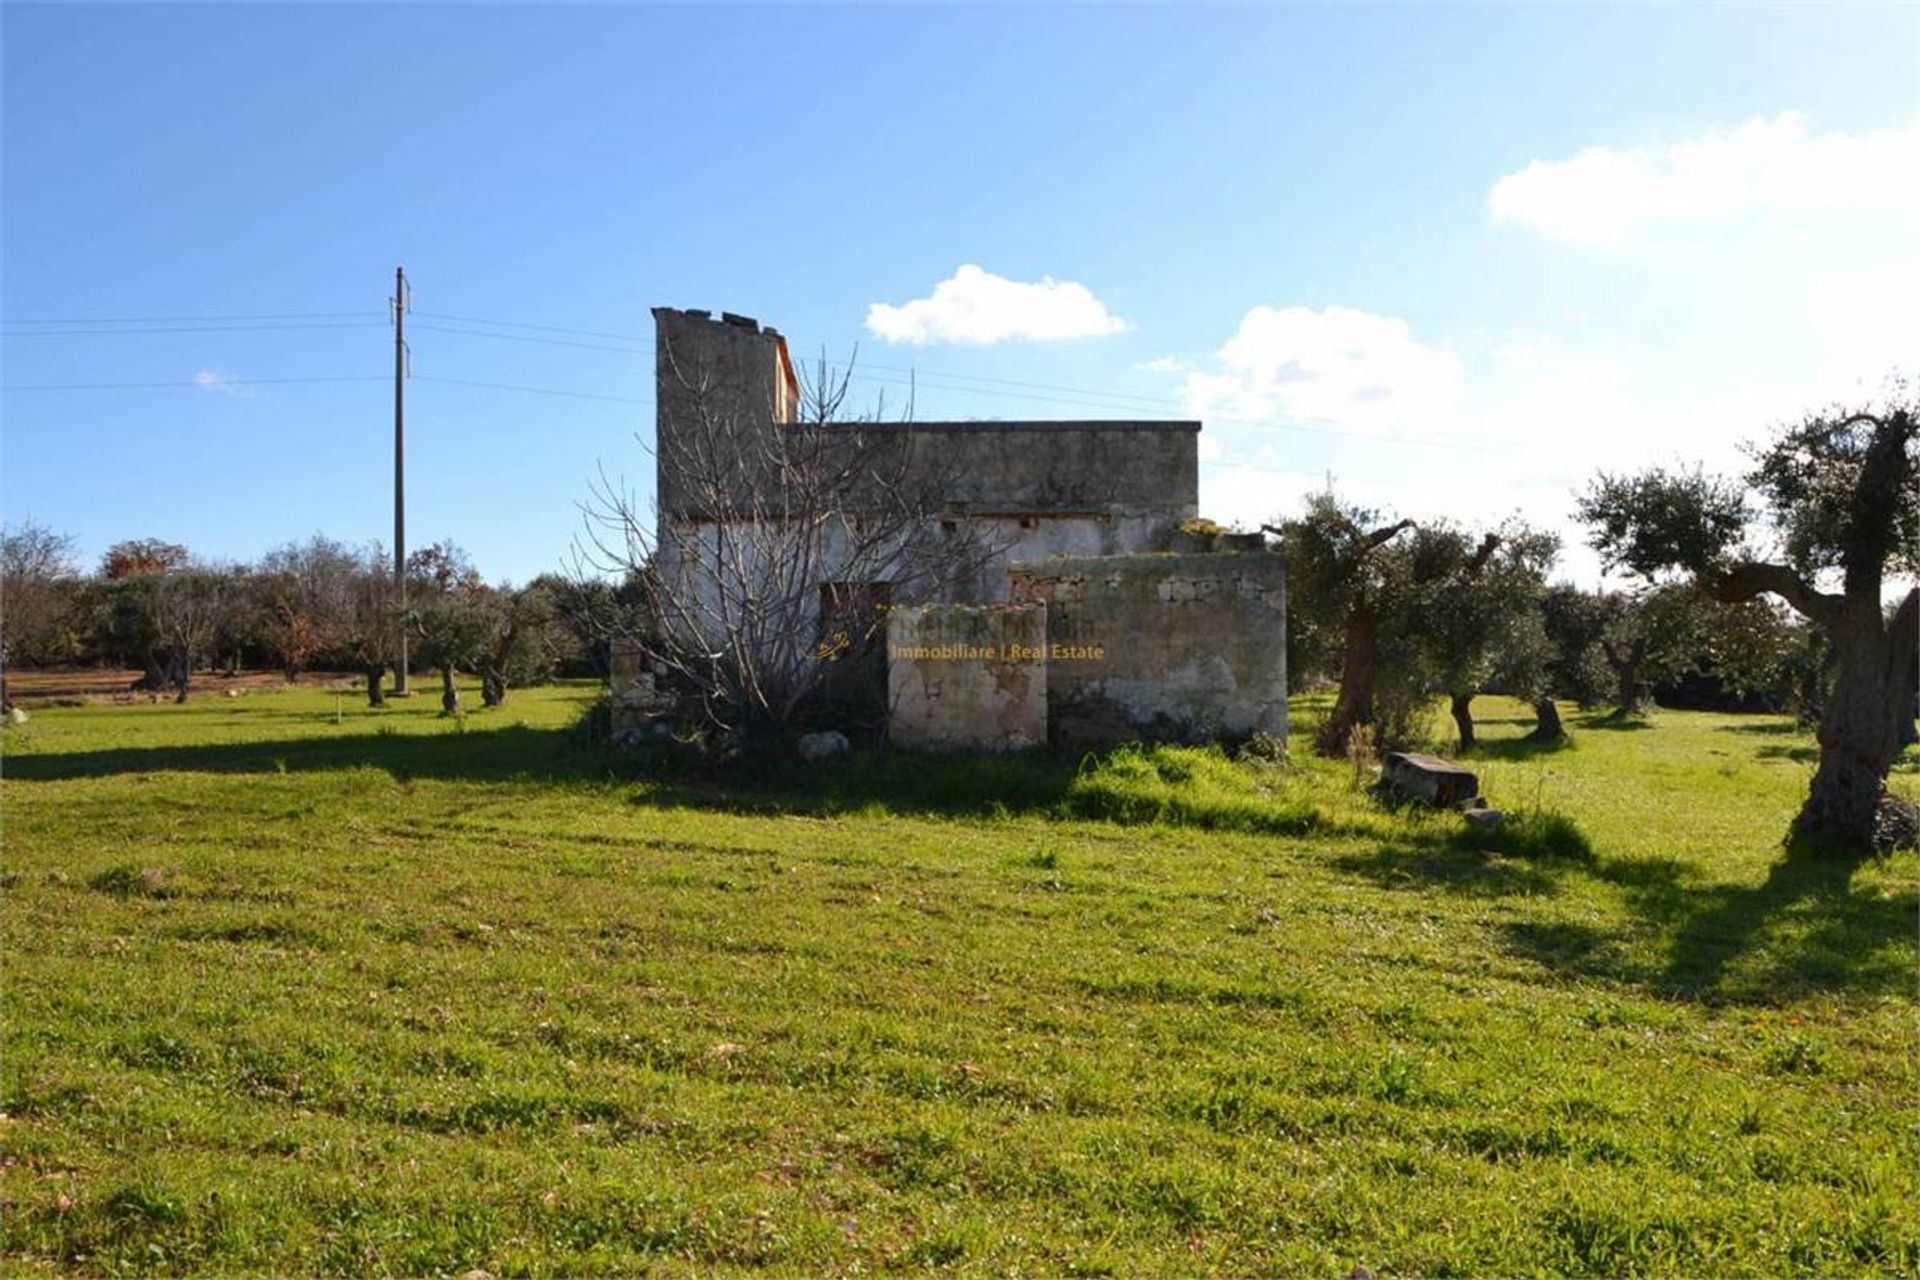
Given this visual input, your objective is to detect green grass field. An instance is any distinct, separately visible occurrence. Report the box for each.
[2,683,1915,1276]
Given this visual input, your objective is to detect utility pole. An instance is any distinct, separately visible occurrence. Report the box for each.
[392,266,411,695]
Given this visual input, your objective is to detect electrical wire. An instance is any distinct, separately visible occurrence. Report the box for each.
[413,375,650,405]
[2,320,387,337]
[408,310,1512,451]
[0,303,1517,455]
[408,321,645,355]
[3,375,388,391]
[411,309,653,343]
[2,310,382,325]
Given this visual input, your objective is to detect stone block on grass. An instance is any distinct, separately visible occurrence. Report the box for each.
[1381,751,1479,808]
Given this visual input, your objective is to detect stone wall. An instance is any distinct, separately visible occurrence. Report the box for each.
[652,307,797,522]
[1007,553,1287,748]
[886,604,1048,752]
[879,420,1199,520]
[607,638,673,732]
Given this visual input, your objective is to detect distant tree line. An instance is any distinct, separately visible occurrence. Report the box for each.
[0,528,639,711]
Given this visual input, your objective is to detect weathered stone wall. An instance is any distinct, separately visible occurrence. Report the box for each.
[608,638,673,732]
[1007,553,1287,748]
[886,604,1048,752]
[652,307,795,522]
[879,420,1199,520]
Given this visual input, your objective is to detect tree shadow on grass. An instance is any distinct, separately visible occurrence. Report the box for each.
[1465,735,1577,763]
[0,725,616,787]
[1329,840,1567,898]
[1333,791,1915,1004]
[0,722,1097,823]
[1755,743,1820,765]
[1717,719,1806,737]
[1634,846,1915,1001]
[1494,844,1917,1003]
[1329,810,1595,900]
[1569,711,1655,732]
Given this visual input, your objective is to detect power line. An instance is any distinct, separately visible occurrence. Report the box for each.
[414,374,651,406]
[408,311,1186,410]
[1,310,382,325]
[0,301,1515,453]
[408,320,645,355]
[412,309,653,343]
[411,308,1513,451]
[0,372,651,405]
[3,375,387,391]
[1,320,388,337]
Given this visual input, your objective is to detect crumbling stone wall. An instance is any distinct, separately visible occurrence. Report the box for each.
[886,604,1047,751]
[608,638,674,733]
[1007,553,1287,748]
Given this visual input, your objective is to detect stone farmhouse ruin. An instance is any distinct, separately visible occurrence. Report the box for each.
[611,306,1288,751]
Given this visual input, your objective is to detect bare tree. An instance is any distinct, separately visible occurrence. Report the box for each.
[579,353,1005,745]
[258,535,360,682]
[148,566,243,703]
[1,521,79,702]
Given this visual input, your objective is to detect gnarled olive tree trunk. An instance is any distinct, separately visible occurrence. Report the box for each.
[1449,692,1476,750]
[1319,600,1378,755]
[1600,638,1652,717]
[1529,698,1565,742]
[1792,591,1918,849]
[170,648,191,705]
[365,663,386,708]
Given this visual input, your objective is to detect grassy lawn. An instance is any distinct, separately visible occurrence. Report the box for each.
[2,683,1914,1276]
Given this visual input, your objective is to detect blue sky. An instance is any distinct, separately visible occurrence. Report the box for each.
[5,3,1916,584]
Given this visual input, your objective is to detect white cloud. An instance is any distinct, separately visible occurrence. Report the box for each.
[865,264,1130,345]
[194,369,248,397]
[1136,355,1188,373]
[1488,112,1920,243]
[1179,309,1762,584]
[1178,305,1466,435]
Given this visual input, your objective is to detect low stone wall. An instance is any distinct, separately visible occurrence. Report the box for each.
[886,604,1047,752]
[608,639,673,731]
[1007,553,1287,748]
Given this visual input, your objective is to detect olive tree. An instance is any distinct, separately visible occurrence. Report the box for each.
[341,545,403,707]
[1577,395,1918,852]
[1593,583,1711,718]
[477,581,568,707]
[1265,492,1415,755]
[1413,518,1559,749]
[407,542,493,714]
